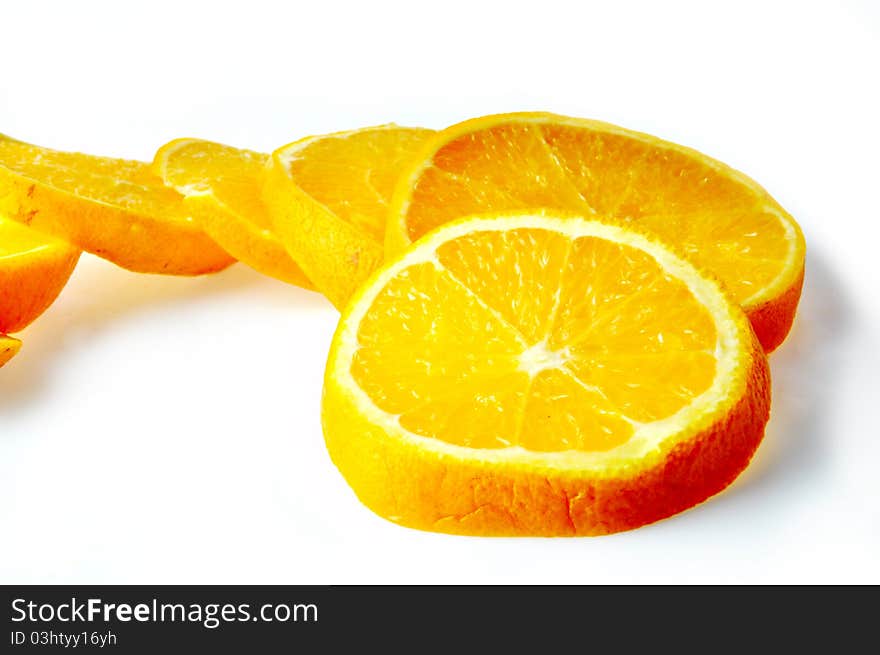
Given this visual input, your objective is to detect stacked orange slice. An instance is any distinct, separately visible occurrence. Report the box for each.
[153,138,312,287]
[264,125,434,308]
[387,113,805,352]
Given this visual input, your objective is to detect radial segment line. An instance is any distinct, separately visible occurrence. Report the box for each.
[535,125,598,215]
[559,275,666,351]
[559,365,644,428]
[363,168,388,207]
[537,236,574,343]
[384,357,526,420]
[510,374,536,447]
[432,259,530,347]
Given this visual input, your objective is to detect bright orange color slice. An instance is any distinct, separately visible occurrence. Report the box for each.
[388,113,805,352]
[1,215,79,333]
[264,125,434,308]
[0,334,21,368]
[152,139,312,288]
[324,212,770,536]
[0,134,234,275]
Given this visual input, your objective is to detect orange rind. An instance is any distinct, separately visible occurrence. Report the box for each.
[0,214,79,334]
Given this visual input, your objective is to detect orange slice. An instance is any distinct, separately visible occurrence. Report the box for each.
[0,334,21,368]
[152,138,312,288]
[264,125,434,308]
[324,212,770,536]
[0,134,234,275]
[1,214,79,333]
[388,112,805,352]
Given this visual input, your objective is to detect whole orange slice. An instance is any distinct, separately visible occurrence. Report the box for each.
[387,113,805,352]
[0,134,234,275]
[0,334,21,368]
[324,212,770,536]
[1,214,79,334]
[152,138,312,288]
[264,125,434,308]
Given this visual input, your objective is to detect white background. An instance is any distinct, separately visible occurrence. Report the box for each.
[1,0,878,584]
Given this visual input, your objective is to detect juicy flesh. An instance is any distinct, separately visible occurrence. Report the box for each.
[160,140,272,229]
[0,136,190,222]
[352,228,717,453]
[404,123,789,305]
[283,127,434,243]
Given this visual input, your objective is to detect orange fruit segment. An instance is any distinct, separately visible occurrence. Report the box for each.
[152,138,312,288]
[0,134,234,275]
[1,214,79,333]
[387,112,805,352]
[324,212,770,536]
[0,334,21,368]
[263,125,434,308]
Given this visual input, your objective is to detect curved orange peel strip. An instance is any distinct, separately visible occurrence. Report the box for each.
[0,134,233,275]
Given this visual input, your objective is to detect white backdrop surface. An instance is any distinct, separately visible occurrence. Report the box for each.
[1,0,878,583]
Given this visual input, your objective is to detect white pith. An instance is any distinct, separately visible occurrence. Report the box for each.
[517,340,568,376]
